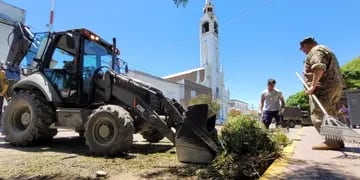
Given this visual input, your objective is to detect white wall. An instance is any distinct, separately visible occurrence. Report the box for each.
[0,1,26,64]
[0,23,13,64]
[229,100,250,114]
[0,1,26,23]
[127,70,183,102]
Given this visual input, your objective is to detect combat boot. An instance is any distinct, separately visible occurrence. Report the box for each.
[312,140,344,150]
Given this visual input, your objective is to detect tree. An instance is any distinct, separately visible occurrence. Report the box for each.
[286,91,309,110]
[188,94,220,118]
[341,56,360,90]
[173,0,188,7]
[228,109,242,118]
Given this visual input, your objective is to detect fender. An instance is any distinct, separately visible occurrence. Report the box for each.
[12,72,62,103]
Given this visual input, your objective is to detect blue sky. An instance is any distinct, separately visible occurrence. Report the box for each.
[5,0,360,109]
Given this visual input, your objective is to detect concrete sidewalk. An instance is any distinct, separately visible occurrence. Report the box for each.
[262,127,360,180]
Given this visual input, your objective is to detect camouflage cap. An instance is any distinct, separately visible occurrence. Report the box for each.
[299,36,317,49]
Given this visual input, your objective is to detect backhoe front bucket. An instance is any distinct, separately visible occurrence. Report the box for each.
[175,104,222,164]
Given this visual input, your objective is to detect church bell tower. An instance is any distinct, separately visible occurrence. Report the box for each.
[200,0,220,99]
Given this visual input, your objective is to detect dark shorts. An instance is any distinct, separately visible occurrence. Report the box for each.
[262,110,280,128]
[0,95,3,114]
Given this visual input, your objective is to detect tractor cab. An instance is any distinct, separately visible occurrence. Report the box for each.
[38,29,114,105]
[42,29,121,106]
[9,26,122,106]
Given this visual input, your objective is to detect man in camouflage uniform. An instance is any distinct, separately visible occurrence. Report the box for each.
[300,37,345,150]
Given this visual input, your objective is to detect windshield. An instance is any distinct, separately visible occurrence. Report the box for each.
[83,39,121,73]
[82,39,121,93]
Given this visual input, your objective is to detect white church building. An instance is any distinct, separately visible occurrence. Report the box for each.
[127,0,230,123]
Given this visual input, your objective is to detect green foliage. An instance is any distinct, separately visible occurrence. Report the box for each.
[219,116,275,155]
[213,115,289,179]
[173,0,188,7]
[228,109,242,118]
[286,91,309,110]
[341,56,360,90]
[188,94,220,117]
[269,129,290,148]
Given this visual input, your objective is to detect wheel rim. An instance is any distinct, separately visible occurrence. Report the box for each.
[93,116,116,145]
[99,125,110,138]
[11,103,31,132]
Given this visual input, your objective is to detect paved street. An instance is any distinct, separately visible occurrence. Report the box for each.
[262,126,360,180]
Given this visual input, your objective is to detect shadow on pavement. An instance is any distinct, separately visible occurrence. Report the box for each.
[334,154,360,160]
[333,148,360,160]
[275,158,358,180]
[340,146,360,154]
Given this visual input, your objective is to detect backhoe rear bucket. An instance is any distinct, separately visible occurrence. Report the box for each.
[175,104,222,164]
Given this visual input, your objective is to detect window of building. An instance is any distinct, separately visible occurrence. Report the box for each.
[203,7,213,14]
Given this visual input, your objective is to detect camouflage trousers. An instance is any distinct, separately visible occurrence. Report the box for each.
[309,86,342,134]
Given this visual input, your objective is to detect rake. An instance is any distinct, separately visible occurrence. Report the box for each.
[295,72,360,144]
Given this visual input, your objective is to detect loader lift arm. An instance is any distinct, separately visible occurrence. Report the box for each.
[0,22,33,101]
[91,68,222,163]
[91,68,186,143]
[6,22,33,67]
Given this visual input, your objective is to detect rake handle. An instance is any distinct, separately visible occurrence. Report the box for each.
[295,72,329,115]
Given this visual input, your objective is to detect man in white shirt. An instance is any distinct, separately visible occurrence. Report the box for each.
[259,79,285,129]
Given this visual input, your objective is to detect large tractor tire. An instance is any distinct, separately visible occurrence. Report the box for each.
[85,105,134,155]
[2,90,55,146]
[141,128,164,143]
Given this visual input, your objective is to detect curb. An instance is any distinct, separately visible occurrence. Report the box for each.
[260,128,304,180]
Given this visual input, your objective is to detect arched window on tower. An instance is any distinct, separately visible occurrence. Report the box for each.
[214,22,218,35]
[202,22,209,34]
[203,7,213,14]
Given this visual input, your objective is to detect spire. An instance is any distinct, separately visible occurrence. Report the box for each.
[203,0,214,14]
